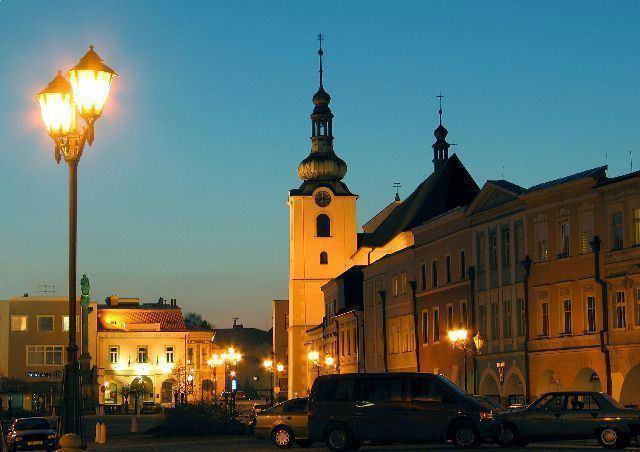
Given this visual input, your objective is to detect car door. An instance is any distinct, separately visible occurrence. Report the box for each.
[407,376,458,441]
[522,394,566,438]
[561,394,602,438]
[282,399,309,439]
[355,377,407,442]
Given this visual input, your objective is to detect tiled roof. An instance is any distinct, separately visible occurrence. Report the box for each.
[525,166,607,193]
[360,154,479,247]
[97,307,187,332]
[487,179,525,194]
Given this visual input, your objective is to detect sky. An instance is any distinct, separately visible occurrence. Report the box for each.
[1,1,639,329]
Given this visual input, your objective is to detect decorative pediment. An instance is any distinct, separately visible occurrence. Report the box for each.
[467,182,522,216]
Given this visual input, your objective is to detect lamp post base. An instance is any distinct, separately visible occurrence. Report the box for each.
[61,357,82,435]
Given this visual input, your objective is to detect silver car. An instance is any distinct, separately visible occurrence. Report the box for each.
[254,398,311,448]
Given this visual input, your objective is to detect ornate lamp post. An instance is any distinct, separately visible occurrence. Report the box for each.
[448,329,485,393]
[307,351,320,377]
[263,358,286,405]
[36,46,117,436]
[220,347,241,415]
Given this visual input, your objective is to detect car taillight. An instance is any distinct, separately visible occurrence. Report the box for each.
[479,411,494,420]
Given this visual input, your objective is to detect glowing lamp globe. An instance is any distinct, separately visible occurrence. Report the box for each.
[67,45,117,120]
[307,351,319,362]
[276,364,284,372]
[263,359,273,370]
[448,329,468,344]
[324,356,335,366]
[37,71,76,138]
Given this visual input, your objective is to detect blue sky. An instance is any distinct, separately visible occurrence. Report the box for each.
[1,1,638,328]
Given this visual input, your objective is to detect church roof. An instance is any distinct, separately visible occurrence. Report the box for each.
[97,307,187,332]
[525,166,607,193]
[360,154,479,247]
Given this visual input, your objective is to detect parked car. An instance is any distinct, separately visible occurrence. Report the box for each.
[254,397,311,448]
[308,373,498,451]
[4,417,58,452]
[473,395,507,412]
[495,391,640,449]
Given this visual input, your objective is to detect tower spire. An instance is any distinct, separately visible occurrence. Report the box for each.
[317,33,324,88]
[432,93,450,171]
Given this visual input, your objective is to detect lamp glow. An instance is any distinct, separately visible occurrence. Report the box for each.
[324,355,335,366]
[263,359,273,370]
[37,71,76,138]
[448,329,468,344]
[68,46,117,119]
[307,351,319,362]
[276,364,284,373]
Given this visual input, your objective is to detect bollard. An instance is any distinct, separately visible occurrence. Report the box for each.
[59,433,83,452]
[101,422,107,443]
[95,422,102,444]
[131,415,138,433]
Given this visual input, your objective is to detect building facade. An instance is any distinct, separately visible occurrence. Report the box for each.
[0,295,97,413]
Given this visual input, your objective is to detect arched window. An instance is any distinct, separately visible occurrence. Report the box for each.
[316,214,331,237]
[320,252,328,265]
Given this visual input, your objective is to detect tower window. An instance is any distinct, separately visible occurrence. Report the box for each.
[320,252,328,265]
[316,214,331,237]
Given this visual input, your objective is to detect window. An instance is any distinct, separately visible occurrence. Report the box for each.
[514,221,525,282]
[635,288,640,327]
[62,315,80,332]
[635,208,640,245]
[478,305,487,338]
[389,320,398,354]
[563,299,572,334]
[586,296,596,332]
[501,226,511,267]
[400,272,407,295]
[460,300,468,328]
[320,251,328,265]
[421,311,429,343]
[26,345,63,365]
[568,394,600,411]
[137,346,148,363]
[109,346,119,364]
[403,316,414,352]
[536,220,549,261]
[491,302,499,339]
[516,298,526,336]
[489,230,498,270]
[541,302,550,337]
[37,316,54,332]
[433,308,440,342]
[559,222,570,257]
[580,212,594,253]
[477,233,486,273]
[612,212,624,250]
[316,214,330,237]
[165,346,174,363]
[392,274,399,297]
[187,347,194,364]
[420,263,427,291]
[614,291,626,329]
[503,300,512,338]
[432,260,438,288]
[446,304,454,331]
[410,378,450,402]
[459,250,466,280]
[445,256,452,284]
[11,315,28,332]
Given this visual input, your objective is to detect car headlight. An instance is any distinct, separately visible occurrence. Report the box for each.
[479,410,494,420]
[47,433,57,439]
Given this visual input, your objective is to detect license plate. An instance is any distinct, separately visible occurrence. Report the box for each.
[27,441,43,445]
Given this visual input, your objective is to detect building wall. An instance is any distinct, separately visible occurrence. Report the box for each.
[272,299,289,392]
[288,192,358,397]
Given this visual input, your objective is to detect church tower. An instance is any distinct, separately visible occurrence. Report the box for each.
[287,36,358,397]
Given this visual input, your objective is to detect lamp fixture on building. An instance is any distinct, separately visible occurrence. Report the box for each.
[448,328,483,393]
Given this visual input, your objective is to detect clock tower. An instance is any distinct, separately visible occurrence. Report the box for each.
[287,36,358,397]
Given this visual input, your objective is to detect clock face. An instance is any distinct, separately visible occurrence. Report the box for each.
[314,190,331,207]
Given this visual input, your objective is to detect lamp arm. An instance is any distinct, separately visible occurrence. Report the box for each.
[55,117,96,165]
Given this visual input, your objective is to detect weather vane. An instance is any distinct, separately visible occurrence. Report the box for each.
[317,33,325,87]
[437,93,444,124]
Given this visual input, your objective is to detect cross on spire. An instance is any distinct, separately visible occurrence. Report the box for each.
[393,181,402,201]
[437,93,444,125]
[317,33,324,88]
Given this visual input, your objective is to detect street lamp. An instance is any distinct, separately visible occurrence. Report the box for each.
[263,358,286,405]
[36,45,117,436]
[448,329,484,393]
[307,351,320,377]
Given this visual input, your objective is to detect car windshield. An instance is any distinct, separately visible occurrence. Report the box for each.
[599,393,627,410]
[15,418,51,430]
[474,396,503,410]
[434,374,466,398]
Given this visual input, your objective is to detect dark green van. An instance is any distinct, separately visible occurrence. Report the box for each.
[308,372,498,451]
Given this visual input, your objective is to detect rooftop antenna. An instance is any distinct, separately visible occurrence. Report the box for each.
[630,149,633,172]
[232,317,239,327]
[35,284,56,295]
[502,165,505,180]
[437,93,444,125]
[393,181,402,201]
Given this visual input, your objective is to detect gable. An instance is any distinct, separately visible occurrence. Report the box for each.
[475,189,519,214]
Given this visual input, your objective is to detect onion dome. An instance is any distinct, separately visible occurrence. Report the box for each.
[298,150,347,180]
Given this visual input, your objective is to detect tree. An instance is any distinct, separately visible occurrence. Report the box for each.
[184,312,213,329]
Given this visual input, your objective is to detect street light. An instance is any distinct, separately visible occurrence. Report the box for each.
[263,358,286,405]
[307,351,320,377]
[36,45,117,436]
[448,329,484,393]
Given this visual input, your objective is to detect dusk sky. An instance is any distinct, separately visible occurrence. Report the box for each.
[1,1,638,329]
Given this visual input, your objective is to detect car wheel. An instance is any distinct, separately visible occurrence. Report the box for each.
[272,425,295,449]
[452,422,481,449]
[497,424,518,448]
[296,439,312,448]
[326,424,354,451]
[597,427,630,449]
